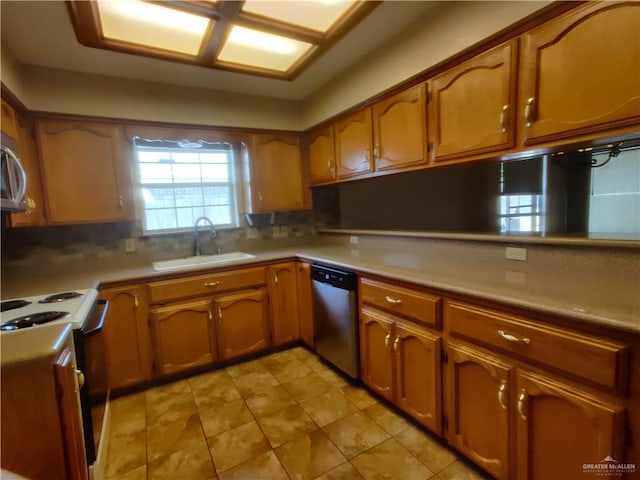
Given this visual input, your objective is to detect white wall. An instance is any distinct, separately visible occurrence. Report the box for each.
[303,1,551,127]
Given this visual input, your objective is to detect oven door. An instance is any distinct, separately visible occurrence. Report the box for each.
[74,299,109,467]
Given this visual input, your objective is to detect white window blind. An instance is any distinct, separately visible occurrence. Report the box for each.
[134,140,239,234]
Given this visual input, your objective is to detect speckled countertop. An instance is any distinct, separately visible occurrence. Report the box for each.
[2,244,639,335]
[1,323,72,367]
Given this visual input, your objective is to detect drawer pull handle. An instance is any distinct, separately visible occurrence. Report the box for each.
[385,295,402,305]
[204,281,220,287]
[75,369,85,389]
[517,389,527,420]
[384,333,391,349]
[393,336,399,353]
[498,380,507,410]
[498,330,530,345]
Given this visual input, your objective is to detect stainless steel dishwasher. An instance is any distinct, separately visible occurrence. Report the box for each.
[311,264,359,379]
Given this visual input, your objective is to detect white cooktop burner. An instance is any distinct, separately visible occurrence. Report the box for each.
[0,289,99,332]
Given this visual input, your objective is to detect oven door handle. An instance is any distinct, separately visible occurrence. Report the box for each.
[83,300,109,337]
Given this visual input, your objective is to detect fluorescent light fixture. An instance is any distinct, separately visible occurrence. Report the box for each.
[242,0,354,33]
[218,25,312,71]
[98,0,210,55]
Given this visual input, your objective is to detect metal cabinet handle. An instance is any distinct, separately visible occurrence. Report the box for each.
[385,295,402,305]
[204,281,220,287]
[258,191,263,202]
[208,309,213,321]
[364,148,370,163]
[517,389,527,420]
[274,273,279,285]
[393,336,399,353]
[499,105,509,133]
[218,307,223,321]
[25,197,36,215]
[327,159,332,169]
[498,330,530,345]
[524,97,535,128]
[498,380,508,410]
[75,369,85,388]
[374,145,380,159]
[134,294,139,308]
[384,332,391,349]
[118,195,124,209]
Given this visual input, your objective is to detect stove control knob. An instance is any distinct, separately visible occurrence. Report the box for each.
[75,369,85,389]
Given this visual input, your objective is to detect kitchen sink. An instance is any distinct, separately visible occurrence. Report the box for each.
[152,252,256,271]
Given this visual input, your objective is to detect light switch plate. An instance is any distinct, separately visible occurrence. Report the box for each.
[350,236,359,245]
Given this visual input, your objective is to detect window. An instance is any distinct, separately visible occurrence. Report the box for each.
[134,140,239,234]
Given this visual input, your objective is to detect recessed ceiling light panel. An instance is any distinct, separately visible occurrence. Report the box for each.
[98,0,210,56]
[218,25,312,72]
[242,0,354,33]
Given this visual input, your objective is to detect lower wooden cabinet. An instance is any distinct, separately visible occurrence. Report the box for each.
[447,342,511,479]
[100,284,152,390]
[447,341,625,480]
[213,289,270,360]
[150,299,217,376]
[360,307,441,433]
[268,262,299,345]
[296,261,314,347]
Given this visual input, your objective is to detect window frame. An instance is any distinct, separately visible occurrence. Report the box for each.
[133,139,241,235]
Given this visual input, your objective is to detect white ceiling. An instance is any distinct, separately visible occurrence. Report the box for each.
[1,1,437,101]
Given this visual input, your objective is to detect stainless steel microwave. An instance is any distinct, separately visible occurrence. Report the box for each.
[1,132,27,212]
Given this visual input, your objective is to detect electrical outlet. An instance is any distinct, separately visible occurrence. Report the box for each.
[280,226,289,237]
[505,247,527,261]
[246,228,258,239]
[124,238,136,253]
[350,236,359,245]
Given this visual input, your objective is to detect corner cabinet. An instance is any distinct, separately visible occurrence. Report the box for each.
[428,40,518,162]
[268,262,300,345]
[99,284,153,391]
[245,133,308,213]
[36,120,134,224]
[519,1,640,145]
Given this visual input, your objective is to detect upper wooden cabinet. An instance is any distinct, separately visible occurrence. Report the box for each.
[306,125,336,185]
[1,99,18,140]
[100,284,153,391]
[373,84,428,171]
[334,108,374,179]
[519,2,640,145]
[268,262,300,345]
[36,120,134,224]
[428,40,518,162]
[245,133,307,213]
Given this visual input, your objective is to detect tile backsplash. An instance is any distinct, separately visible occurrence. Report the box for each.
[1,211,318,268]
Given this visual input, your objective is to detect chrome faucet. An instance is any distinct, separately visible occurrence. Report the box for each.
[193,216,217,256]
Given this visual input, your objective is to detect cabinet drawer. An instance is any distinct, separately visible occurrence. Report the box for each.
[360,278,441,328]
[445,301,628,389]
[148,266,266,304]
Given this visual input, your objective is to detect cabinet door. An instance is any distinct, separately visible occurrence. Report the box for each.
[394,320,441,434]
[307,125,336,185]
[214,289,270,360]
[100,285,153,390]
[520,2,640,145]
[296,261,314,347]
[1,99,18,140]
[515,370,625,480]
[360,307,394,401]
[373,84,428,172]
[150,299,217,376]
[334,108,373,179]
[54,347,89,480]
[249,133,305,212]
[37,120,133,224]
[447,343,512,480]
[268,262,299,345]
[428,40,517,162]
[8,116,47,227]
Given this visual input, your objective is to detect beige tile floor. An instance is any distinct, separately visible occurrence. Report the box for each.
[105,346,490,480]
